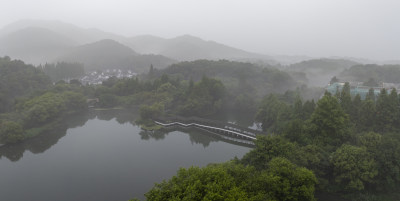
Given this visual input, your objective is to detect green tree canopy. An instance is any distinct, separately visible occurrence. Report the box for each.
[309,94,350,147]
[331,144,378,191]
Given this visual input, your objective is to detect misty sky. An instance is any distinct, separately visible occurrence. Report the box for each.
[1,0,399,60]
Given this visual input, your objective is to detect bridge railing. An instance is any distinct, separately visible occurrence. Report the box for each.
[154,115,266,137]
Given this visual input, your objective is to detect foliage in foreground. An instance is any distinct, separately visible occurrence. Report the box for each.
[141,84,400,200]
[145,159,316,201]
[252,84,400,199]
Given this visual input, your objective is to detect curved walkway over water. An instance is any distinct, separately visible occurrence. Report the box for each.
[154,116,266,142]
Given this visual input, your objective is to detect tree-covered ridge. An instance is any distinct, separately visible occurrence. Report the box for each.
[286,58,359,86]
[0,56,51,113]
[288,58,358,73]
[252,84,400,199]
[95,74,229,117]
[153,60,298,98]
[58,39,176,73]
[39,62,85,82]
[339,64,400,83]
[127,34,276,62]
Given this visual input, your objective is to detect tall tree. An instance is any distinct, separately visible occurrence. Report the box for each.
[340,82,352,115]
[366,88,376,102]
[351,94,362,126]
[255,95,288,131]
[309,94,350,147]
[375,88,393,132]
[388,88,399,130]
[291,96,303,119]
[148,64,154,79]
[302,99,315,120]
[359,99,376,131]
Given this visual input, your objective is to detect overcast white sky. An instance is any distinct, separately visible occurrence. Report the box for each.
[1,0,399,60]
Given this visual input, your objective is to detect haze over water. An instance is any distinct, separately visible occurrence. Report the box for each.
[0,116,250,201]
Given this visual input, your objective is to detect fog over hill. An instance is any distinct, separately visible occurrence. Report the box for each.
[0,20,298,66]
[2,20,391,87]
[0,27,75,64]
[0,19,397,75]
[0,19,126,45]
[0,20,176,72]
[128,34,276,62]
[58,39,175,72]
[286,58,360,86]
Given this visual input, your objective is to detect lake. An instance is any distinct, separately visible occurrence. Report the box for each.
[0,110,252,201]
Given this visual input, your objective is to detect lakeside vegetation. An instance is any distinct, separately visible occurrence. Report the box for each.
[2,56,400,200]
[0,57,87,143]
[133,84,400,201]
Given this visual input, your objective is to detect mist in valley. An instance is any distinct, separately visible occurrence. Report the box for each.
[1,1,400,201]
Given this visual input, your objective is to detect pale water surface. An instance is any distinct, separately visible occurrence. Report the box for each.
[0,111,251,201]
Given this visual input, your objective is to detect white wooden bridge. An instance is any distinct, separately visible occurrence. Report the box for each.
[154,116,266,144]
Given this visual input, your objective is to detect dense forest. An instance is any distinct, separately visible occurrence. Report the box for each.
[0,57,87,144]
[339,64,400,83]
[150,59,319,99]
[58,39,176,73]
[0,56,51,113]
[255,83,400,194]
[39,62,85,81]
[136,83,400,201]
[286,58,359,86]
[2,56,400,200]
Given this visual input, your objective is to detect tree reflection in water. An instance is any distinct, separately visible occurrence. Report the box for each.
[0,109,139,162]
[0,109,253,162]
[139,126,254,148]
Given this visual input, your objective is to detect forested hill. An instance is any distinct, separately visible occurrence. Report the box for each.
[0,56,51,112]
[58,39,176,72]
[288,58,358,72]
[127,34,275,62]
[153,60,298,97]
[287,58,359,86]
[339,64,400,83]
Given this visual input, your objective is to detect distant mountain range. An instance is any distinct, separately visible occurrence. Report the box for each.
[0,20,293,70]
[0,19,125,44]
[0,27,75,64]
[127,34,276,62]
[59,39,175,72]
[0,19,394,74]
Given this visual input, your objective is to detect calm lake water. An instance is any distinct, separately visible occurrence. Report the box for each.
[0,110,251,201]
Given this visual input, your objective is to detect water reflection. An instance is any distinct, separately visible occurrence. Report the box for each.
[0,112,93,161]
[95,109,138,124]
[0,109,138,162]
[139,126,254,148]
[207,111,256,128]
[138,127,218,147]
[0,109,253,162]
